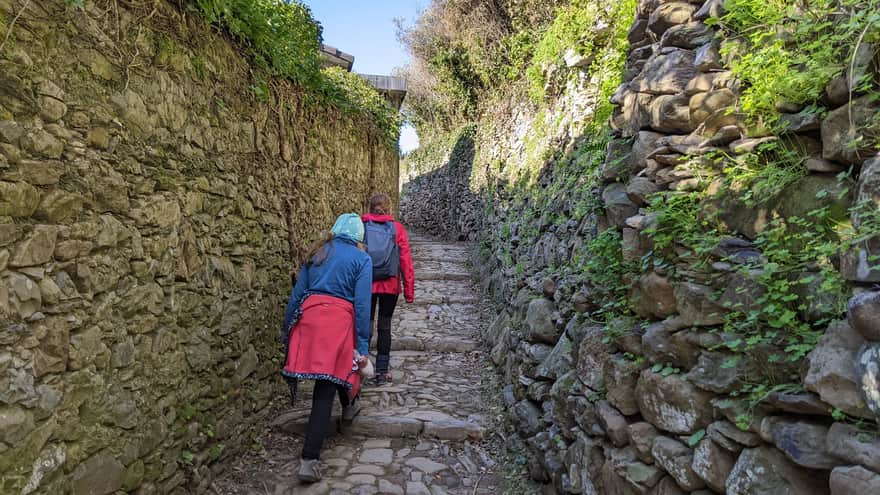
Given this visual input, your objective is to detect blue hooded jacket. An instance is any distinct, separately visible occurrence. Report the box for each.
[282,237,373,355]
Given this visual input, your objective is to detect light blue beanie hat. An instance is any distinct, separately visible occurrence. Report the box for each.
[331,213,364,242]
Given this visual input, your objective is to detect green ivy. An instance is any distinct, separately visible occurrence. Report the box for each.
[319,67,402,145]
[185,0,400,145]
[191,0,322,89]
[716,0,880,127]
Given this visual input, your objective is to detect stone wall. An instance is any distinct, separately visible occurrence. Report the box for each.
[401,0,880,493]
[0,1,398,493]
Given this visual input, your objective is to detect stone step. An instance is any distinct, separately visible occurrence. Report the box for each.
[390,335,478,353]
[221,435,499,495]
[272,409,486,442]
[408,296,480,306]
[414,270,472,282]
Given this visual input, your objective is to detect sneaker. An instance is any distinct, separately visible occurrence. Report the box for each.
[298,458,321,483]
[372,373,390,387]
[342,401,362,422]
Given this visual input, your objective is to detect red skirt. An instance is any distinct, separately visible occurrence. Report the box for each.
[282,294,361,400]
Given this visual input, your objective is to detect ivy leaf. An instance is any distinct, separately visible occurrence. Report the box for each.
[687,429,706,447]
[651,363,663,373]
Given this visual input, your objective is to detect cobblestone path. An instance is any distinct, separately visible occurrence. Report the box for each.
[212,234,508,495]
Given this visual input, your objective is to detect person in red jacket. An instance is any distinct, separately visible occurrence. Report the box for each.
[362,193,415,386]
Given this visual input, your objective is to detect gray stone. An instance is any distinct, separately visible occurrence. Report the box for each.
[536,332,574,381]
[6,272,42,319]
[759,417,835,469]
[628,422,660,464]
[0,406,35,444]
[641,320,700,369]
[692,437,736,493]
[651,436,705,491]
[763,391,829,416]
[405,481,431,495]
[0,181,41,218]
[525,298,560,344]
[660,22,715,49]
[404,457,447,474]
[11,226,59,267]
[626,177,659,206]
[597,401,630,447]
[674,282,726,326]
[827,422,880,473]
[653,476,686,495]
[601,447,659,493]
[602,138,636,179]
[631,131,665,171]
[603,183,640,228]
[830,465,880,494]
[856,343,880,416]
[359,448,393,465]
[21,130,63,159]
[21,444,65,495]
[726,446,829,495]
[650,94,694,133]
[563,48,594,68]
[685,352,740,393]
[648,3,697,36]
[778,111,822,133]
[524,343,554,364]
[351,416,423,438]
[694,0,725,20]
[422,418,484,441]
[70,450,125,495]
[36,190,83,223]
[630,49,697,95]
[848,291,880,342]
[620,460,665,490]
[513,400,544,437]
[690,89,736,125]
[604,355,642,415]
[822,96,880,164]
[576,325,614,390]
[630,271,677,319]
[635,370,715,434]
[805,320,871,418]
[841,245,880,283]
[694,39,722,72]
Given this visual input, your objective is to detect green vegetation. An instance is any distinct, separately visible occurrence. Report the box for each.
[403,0,880,435]
[526,0,636,107]
[189,0,400,144]
[190,0,322,88]
[319,67,403,145]
[716,0,880,127]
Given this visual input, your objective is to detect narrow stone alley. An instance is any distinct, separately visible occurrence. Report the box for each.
[211,234,516,495]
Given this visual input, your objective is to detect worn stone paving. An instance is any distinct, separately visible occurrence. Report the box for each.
[211,234,511,495]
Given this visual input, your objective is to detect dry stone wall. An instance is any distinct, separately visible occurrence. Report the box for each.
[0,1,398,493]
[402,0,880,493]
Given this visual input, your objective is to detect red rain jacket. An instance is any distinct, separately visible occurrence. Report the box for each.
[361,213,415,302]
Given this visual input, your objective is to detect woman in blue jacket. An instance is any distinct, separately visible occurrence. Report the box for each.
[281,213,373,483]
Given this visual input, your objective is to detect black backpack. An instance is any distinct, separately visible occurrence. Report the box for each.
[364,221,401,281]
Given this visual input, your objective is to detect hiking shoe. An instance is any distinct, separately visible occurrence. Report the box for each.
[372,372,391,387]
[342,401,362,422]
[298,458,321,483]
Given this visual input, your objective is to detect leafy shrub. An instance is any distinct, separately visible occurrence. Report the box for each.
[717,0,880,127]
[319,68,402,145]
[184,0,401,145]
[191,0,323,89]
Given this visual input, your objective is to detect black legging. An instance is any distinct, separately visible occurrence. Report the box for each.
[371,293,399,375]
[302,380,350,460]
